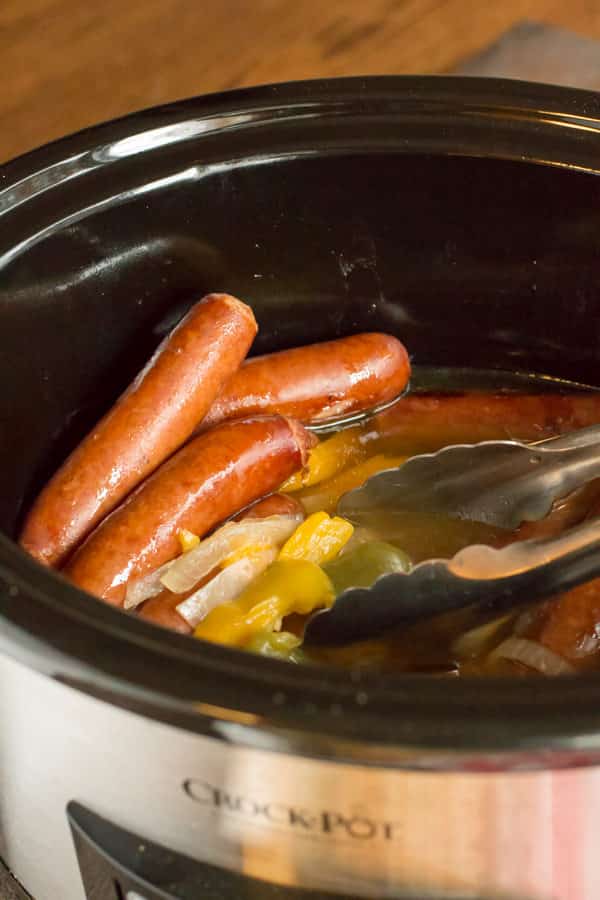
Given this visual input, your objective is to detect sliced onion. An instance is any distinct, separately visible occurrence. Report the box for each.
[176,547,277,627]
[451,614,513,659]
[490,638,574,675]
[161,514,301,594]
[124,559,175,610]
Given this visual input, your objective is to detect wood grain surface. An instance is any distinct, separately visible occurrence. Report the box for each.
[2,0,600,163]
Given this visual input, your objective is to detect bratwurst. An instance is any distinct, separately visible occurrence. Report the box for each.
[20,293,257,567]
[201,333,410,428]
[65,416,315,605]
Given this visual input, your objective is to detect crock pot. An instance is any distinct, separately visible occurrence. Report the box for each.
[2,76,600,900]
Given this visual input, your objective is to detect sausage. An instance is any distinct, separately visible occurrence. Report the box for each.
[200,333,410,429]
[65,416,315,606]
[534,581,600,665]
[493,481,600,547]
[139,492,305,634]
[233,492,304,521]
[20,293,257,568]
[372,393,600,453]
[515,482,600,543]
[534,494,600,665]
[138,586,197,635]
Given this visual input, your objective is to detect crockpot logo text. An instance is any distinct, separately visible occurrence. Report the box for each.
[183,779,400,841]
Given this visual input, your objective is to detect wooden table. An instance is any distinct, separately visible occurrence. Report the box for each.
[2,0,600,163]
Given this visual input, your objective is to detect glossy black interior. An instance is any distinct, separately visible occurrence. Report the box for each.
[4,77,600,756]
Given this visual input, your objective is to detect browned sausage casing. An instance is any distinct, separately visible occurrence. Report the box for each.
[531,493,600,665]
[65,416,315,606]
[139,587,199,635]
[20,293,257,568]
[140,492,305,634]
[534,581,600,665]
[201,333,410,429]
[232,492,304,521]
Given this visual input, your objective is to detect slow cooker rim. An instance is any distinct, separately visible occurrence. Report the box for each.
[4,74,600,758]
[3,73,600,179]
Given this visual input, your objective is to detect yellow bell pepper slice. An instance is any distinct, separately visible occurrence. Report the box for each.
[177,528,200,553]
[280,426,367,492]
[299,454,407,515]
[278,511,354,565]
[194,559,334,646]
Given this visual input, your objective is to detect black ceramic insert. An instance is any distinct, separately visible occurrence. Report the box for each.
[2,77,600,755]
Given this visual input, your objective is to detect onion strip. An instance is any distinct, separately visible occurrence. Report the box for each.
[490,638,574,675]
[161,514,301,594]
[124,559,175,610]
[451,615,513,659]
[176,547,277,627]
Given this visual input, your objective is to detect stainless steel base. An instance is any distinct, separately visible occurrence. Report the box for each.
[1,651,599,900]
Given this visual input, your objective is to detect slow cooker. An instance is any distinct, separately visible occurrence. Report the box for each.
[2,76,600,900]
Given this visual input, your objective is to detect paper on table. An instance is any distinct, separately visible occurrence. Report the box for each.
[451,20,600,91]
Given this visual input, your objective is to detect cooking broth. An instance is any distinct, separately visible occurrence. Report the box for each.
[278,385,600,676]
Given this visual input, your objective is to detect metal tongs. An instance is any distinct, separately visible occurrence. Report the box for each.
[304,424,600,646]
